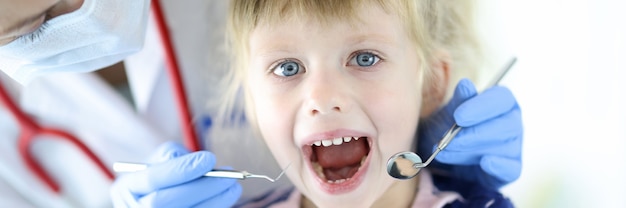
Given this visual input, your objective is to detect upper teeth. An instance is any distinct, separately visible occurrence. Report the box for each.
[312,137,360,147]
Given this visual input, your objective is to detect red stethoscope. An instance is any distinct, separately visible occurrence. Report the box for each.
[0,0,199,193]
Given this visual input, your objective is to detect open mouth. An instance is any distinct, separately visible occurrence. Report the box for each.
[303,136,372,192]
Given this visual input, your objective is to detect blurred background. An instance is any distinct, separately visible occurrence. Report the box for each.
[477,0,626,207]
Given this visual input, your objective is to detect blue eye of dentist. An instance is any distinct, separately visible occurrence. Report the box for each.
[273,61,301,77]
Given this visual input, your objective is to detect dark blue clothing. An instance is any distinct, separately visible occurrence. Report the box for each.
[431,171,515,208]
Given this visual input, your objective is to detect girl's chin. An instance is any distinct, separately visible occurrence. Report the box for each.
[302,182,379,208]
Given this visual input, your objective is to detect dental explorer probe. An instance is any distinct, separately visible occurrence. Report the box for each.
[113,162,290,182]
[386,57,517,180]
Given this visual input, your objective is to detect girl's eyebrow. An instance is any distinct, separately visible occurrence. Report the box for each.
[253,48,295,58]
[251,41,298,57]
[1,5,53,35]
[347,34,396,46]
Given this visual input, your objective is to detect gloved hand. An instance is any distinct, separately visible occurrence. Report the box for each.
[110,141,242,207]
[418,78,523,189]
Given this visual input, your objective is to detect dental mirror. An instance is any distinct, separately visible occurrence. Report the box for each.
[386,151,424,179]
[386,57,517,180]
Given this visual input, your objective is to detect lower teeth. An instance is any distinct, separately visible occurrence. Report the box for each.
[328,178,348,184]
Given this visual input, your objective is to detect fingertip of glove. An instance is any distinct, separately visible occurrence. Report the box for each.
[453,109,478,127]
[447,79,478,112]
[456,79,478,98]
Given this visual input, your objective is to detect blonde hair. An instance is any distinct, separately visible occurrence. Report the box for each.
[216,0,482,129]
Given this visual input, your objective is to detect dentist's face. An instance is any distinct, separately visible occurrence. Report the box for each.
[0,0,83,45]
[247,5,425,207]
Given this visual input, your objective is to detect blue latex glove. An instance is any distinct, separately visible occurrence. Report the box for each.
[418,78,523,189]
[110,141,242,207]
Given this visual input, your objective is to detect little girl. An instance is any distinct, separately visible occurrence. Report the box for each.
[221,0,520,207]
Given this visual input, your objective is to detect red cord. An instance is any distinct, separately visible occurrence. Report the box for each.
[0,80,37,130]
[1,80,114,193]
[17,128,115,193]
[151,0,201,151]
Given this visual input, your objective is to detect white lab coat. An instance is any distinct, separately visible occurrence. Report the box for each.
[0,0,286,207]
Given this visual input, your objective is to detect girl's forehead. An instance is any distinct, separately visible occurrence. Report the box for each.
[250,5,406,51]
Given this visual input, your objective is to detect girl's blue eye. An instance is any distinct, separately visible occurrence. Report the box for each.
[350,52,380,67]
[273,61,301,77]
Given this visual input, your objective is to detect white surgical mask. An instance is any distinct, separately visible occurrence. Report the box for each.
[0,0,150,85]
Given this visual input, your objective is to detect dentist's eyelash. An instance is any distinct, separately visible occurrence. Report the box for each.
[22,22,49,43]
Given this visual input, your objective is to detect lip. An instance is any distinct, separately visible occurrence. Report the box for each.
[300,129,374,194]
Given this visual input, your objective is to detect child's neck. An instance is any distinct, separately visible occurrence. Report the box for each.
[301,176,420,208]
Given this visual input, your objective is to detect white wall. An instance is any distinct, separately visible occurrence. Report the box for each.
[477,1,626,207]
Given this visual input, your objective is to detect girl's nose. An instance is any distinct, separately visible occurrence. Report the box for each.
[304,70,353,116]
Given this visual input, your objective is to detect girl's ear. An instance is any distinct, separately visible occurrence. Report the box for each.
[420,50,450,118]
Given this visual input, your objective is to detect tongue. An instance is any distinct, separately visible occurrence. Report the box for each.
[323,164,360,181]
[313,138,369,180]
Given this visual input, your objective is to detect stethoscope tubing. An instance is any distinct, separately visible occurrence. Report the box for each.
[151,0,201,151]
[0,79,114,193]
